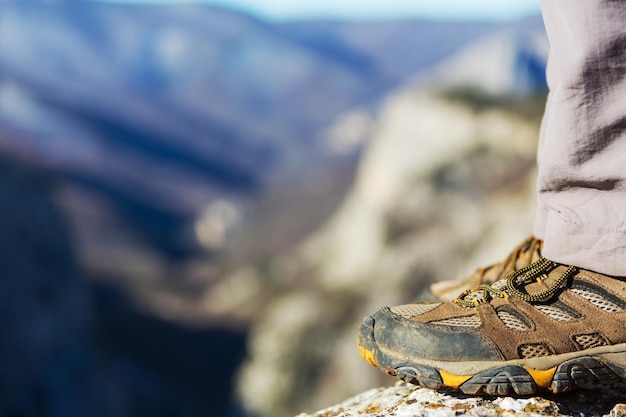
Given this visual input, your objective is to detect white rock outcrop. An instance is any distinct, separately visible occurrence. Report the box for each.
[297,382,626,417]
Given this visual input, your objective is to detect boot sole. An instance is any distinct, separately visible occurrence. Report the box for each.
[358,315,626,395]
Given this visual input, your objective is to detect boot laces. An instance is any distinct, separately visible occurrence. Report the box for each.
[455,257,578,308]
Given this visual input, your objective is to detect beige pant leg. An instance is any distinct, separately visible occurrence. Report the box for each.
[534,0,626,276]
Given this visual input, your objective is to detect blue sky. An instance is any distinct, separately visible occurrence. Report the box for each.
[92,0,542,22]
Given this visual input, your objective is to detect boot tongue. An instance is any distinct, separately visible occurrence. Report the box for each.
[513,239,543,271]
[470,237,544,289]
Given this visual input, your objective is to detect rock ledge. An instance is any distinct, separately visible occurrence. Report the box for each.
[296,382,626,417]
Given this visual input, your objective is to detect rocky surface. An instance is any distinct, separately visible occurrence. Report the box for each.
[297,382,626,417]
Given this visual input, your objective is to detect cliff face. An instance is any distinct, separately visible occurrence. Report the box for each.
[234,18,551,416]
[0,157,128,417]
[0,154,249,417]
[236,87,545,417]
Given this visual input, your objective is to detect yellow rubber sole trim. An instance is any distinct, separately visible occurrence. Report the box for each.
[438,366,556,390]
[358,343,379,368]
[525,366,557,388]
[439,369,472,388]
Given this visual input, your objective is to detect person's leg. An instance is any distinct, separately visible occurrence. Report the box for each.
[359,0,626,395]
[435,0,626,297]
[535,0,626,276]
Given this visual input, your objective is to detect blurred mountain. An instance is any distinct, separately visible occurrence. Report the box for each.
[276,19,501,85]
[0,2,544,275]
[0,153,249,417]
[416,16,549,94]
[0,156,128,417]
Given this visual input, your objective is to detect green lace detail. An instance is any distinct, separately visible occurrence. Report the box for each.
[454,257,578,308]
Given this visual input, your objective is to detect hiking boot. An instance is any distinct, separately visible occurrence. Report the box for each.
[358,257,626,395]
[429,236,543,300]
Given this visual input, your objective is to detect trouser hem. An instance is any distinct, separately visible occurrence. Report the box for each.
[541,209,626,276]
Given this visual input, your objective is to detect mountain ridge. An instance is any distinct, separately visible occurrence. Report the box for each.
[0,0,547,288]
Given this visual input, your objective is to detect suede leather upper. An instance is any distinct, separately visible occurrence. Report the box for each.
[373,260,626,362]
